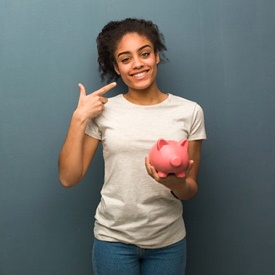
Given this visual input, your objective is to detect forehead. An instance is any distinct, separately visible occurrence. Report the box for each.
[115,33,153,54]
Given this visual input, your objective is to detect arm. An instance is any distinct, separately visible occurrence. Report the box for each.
[145,140,203,200]
[58,82,116,187]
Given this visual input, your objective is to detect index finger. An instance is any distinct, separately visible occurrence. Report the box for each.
[94,82,117,96]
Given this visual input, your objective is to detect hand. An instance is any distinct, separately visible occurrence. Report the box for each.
[75,82,117,121]
[145,157,194,190]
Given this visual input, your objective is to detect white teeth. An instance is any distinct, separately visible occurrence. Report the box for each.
[133,72,147,78]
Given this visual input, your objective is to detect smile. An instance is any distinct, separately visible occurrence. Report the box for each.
[131,71,149,79]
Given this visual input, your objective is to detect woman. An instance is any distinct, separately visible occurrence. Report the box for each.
[58,18,206,275]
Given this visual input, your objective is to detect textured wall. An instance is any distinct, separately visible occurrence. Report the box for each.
[1,0,275,274]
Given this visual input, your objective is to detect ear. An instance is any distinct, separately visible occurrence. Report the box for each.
[179,139,189,149]
[113,63,121,75]
[156,52,160,65]
[157,138,168,150]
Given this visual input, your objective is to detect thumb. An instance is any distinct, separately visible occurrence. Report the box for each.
[78,83,86,99]
[186,160,194,174]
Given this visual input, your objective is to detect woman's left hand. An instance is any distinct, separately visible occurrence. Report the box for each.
[145,157,193,188]
[145,140,202,200]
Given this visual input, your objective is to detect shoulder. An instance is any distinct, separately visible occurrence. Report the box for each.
[168,94,204,112]
[104,94,126,109]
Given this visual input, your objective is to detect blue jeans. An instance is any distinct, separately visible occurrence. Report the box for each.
[92,238,187,275]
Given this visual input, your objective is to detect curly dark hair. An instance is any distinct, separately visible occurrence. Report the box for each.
[96,18,168,82]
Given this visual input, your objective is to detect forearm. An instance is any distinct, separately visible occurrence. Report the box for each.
[171,177,198,200]
[58,111,88,187]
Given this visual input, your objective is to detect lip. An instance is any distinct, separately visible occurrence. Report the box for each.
[131,70,150,79]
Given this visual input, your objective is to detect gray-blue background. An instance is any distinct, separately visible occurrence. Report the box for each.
[1,0,274,274]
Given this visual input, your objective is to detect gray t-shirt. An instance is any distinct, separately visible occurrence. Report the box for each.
[85,93,206,248]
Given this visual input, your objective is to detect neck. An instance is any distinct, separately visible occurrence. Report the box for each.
[124,83,167,106]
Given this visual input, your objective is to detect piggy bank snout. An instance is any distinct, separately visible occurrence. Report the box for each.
[170,156,182,167]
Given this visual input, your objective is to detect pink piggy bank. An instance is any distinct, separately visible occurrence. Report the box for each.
[148,139,189,178]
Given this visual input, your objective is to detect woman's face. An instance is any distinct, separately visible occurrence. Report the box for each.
[113,33,160,91]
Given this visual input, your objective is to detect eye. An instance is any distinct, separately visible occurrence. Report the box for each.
[121,57,131,63]
[141,52,150,58]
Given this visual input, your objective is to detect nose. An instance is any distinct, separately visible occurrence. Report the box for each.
[133,56,143,69]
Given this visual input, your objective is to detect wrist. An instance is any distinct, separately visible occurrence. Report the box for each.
[72,109,90,126]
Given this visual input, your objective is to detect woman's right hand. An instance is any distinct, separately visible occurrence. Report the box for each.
[58,82,116,187]
[75,82,117,123]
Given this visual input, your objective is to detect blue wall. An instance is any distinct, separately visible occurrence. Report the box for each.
[1,0,275,274]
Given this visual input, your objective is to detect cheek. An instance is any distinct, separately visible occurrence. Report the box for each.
[148,56,159,68]
[116,65,129,76]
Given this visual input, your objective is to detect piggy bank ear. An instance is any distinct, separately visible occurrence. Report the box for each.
[157,139,168,150]
[179,139,189,148]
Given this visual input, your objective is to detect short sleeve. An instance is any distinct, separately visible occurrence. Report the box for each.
[85,118,102,140]
[188,104,207,141]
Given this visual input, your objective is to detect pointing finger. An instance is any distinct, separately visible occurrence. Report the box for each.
[93,82,117,96]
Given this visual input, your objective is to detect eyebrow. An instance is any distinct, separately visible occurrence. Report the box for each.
[117,45,152,58]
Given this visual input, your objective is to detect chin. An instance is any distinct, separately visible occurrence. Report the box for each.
[129,78,157,91]
[130,83,153,91]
